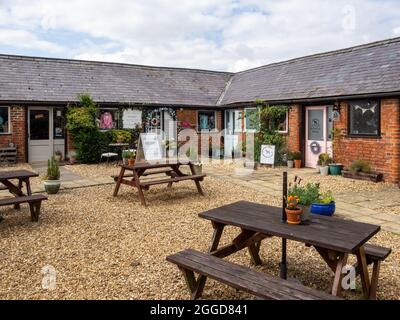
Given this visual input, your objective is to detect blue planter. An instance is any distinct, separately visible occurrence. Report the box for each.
[310,202,336,216]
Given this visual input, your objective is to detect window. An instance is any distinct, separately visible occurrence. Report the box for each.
[198,111,216,131]
[275,111,288,133]
[349,100,380,136]
[244,108,259,132]
[97,108,120,130]
[0,107,10,134]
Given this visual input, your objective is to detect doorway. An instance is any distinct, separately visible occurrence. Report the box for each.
[28,107,66,163]
[305,106,333,168]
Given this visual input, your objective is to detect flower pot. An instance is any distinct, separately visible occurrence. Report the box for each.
[311,202,336,216]
[44,180,61,195]
[329,164,343,176]
[287,160,294,168]
[320,166,329,176]
[294,159,302,169]
[127,159,135,166]
[285,208,302,225]
[122,158,128,165]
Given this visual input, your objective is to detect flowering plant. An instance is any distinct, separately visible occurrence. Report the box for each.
[287,195,301,210]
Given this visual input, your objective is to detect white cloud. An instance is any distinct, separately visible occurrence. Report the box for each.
[0,0,399,71]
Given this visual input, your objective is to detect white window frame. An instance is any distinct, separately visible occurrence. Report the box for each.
[244,108,258,133]
[197,110,217,132]
[277,111,289,134]
[0,106,11,135]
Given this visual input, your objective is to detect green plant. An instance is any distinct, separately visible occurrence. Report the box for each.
[319,153,332,166]
[316,191,335,204]
[291,151,301,160]
[288,182,320,207]
[46,156,60,180]
[130,150,136,159]
[349,160,371,174]
[287,152,295,161]
[112,130,132,143]
[122,150,131,159]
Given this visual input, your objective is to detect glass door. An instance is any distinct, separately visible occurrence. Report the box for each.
[28,107,51,163]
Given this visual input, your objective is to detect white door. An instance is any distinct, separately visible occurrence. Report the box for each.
[224,110,242,157]
[305,106,333,168]
[28,107,66,163]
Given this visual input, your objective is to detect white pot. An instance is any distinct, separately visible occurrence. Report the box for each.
[320,166,329,176]
[287,160,294,168]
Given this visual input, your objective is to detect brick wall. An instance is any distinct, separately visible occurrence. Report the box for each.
[0,106,26,162]
[286,104,302,153]
[333,99,400,183]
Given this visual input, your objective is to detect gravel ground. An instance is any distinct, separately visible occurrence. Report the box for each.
[0,176,398,300]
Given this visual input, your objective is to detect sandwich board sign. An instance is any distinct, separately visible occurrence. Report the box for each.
[140,133,163,162]
[260,145,276,166]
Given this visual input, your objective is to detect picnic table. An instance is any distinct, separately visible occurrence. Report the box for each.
[0,170,47,221]
[196,201,382,299]
[113,161,206,206]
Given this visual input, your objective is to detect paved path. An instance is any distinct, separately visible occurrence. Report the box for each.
[204,166,400,235]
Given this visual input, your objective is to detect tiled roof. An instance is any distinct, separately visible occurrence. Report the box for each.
[221,37,400,105]
[0,37,399,107]
[0,55,232,106]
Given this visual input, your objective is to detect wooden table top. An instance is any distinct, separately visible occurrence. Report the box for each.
[199,201,380,253]
[0,170,39,180]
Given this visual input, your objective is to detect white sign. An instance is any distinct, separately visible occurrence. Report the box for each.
[141,133,163,161]
[260,145,276,165]
[123,109,142,129]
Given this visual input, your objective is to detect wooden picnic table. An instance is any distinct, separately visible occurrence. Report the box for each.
[113,161,206,206]
[0,170,38,207]
[197,201,381,299]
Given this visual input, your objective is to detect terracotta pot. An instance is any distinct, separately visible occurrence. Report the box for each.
[285,208,302,225]
[127,159,135,166]
[294,159,302,169]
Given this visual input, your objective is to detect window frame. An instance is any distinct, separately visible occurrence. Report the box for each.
[97,107,120,131]
[347,99,381,138]
[276,110,289,134]
[0,106,11,135]
[197,110,217,132]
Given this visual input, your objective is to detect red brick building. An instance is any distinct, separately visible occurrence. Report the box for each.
[1,37,399,182]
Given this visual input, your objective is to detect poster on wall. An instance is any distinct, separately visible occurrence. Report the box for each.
[123,109,142,129]
[260,145,276,165]
[140,133,163,162]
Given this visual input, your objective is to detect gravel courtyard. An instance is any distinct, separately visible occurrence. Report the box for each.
[0,172,399,300]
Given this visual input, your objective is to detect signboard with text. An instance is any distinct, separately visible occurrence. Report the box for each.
[260,145,276,165]
[140,133,163,161]
[123,109,142,129]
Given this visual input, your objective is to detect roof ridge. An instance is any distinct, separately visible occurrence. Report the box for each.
[235,36,400,75]
[216,76,234,106]
[0,53,233,75]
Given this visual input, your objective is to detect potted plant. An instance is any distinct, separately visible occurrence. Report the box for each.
[319,153,332,176]
[311,191,336,216]
[122,150,131,165]
[287,152,294,169]
[44,156,61,194]
[289,179,320,222]
[292,151,302,168]
[285,195,302,225]
[342,160,383,182]
[127,150,136,166]
[329,128,343,176]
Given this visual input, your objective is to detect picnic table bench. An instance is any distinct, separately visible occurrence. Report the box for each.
[175,201,389,300]
[113,161,206,206]
[167,249,342,300]
[0,170,47,222]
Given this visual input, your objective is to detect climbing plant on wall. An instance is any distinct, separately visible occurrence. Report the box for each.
[252,99,290,164]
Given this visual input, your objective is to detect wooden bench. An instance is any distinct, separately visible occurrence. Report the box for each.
[167,249,342,300]
[0,194,48,222]
[354,244,392,300]
[140,174,205,188]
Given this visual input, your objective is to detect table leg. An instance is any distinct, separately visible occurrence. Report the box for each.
[133,169,146,206]
[356,246,371,299]
[25,178,32,196]
[113,167,125,197]
[189,163,204,196]
[192,222,225,300]
[331,253,349,297]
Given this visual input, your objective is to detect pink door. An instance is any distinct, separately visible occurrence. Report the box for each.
[305,106,333,168]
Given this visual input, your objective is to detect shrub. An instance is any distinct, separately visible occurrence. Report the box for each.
[111,130,132,143]
[46,156,60,180]
[74,129,112,163]
[349,160,371,173]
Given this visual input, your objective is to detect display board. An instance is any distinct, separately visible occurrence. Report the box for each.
[139,133,163,162]
[123,109,142,129]
[260,145,276,165]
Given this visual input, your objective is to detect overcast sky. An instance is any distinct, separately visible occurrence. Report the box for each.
[0,0,399,72]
